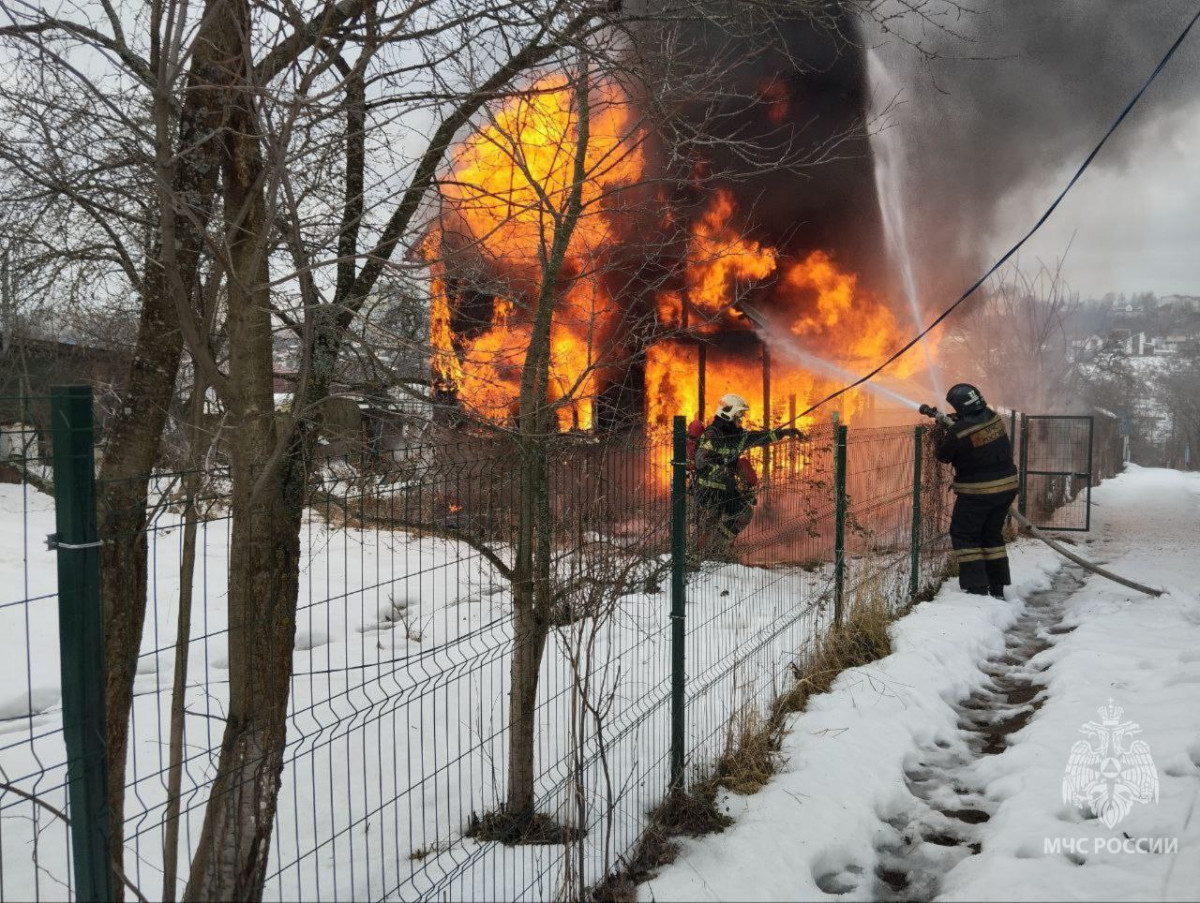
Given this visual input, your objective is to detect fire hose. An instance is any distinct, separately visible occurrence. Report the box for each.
[917,405,1163,599]
[1007,508,1163,599]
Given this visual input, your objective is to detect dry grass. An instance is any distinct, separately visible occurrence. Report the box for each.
[772,593,894,723]
[714,706,781,795]
[590,785,732,902]
[465,808,585,846]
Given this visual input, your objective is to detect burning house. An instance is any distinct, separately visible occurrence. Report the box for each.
[427,11,928,437]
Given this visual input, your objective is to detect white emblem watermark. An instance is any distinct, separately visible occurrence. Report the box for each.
[1061,698,1159,828]
[1044,700,1175,858]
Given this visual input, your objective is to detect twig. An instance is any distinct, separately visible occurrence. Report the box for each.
[0,780,150,903]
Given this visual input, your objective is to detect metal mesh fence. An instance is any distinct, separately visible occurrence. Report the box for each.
[0,399,81,902]
[1018,415,1096,531]
[1,405,960,902]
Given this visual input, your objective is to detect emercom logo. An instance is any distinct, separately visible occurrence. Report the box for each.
[1061,698,1159,829]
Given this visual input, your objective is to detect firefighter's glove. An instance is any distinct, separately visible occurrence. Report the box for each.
[778,427,804,440]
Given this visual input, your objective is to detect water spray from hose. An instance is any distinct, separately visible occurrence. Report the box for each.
[737,302,928,412]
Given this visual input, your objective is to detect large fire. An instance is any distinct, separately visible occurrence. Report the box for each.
[430,74,644,431]
[430,74,927,437]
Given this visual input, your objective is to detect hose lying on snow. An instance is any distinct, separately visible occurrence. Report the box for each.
[1009,508,1163,598]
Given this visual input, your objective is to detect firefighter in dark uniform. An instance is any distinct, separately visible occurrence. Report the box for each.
[935,383,1019,598]
[692,393,802,562]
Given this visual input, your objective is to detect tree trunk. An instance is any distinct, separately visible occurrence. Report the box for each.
[507,572,549,814]
[96,4,230,887]
[181,465,301,900]
[504,58,590,818]
[161,479,197,903]
[182,10,299,891]
[506,441,552,815]
[162,383,212,902]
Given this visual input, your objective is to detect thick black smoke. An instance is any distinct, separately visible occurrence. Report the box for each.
[654,5,890,290]
[866,0,1200,301]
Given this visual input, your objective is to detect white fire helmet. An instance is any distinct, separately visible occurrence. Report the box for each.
[715,393,750,422]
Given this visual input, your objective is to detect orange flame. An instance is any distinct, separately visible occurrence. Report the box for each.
[433,74,643,427]
[433,79,928,439]
[783,250,911,371]
[427,231,462,391]
[683,190,777,323]
[646,197,916,435]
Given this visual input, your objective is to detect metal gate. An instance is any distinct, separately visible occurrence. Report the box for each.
[1017,414,1095,531]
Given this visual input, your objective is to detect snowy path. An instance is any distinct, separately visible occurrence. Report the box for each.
[872,567,1084,900]
[642,466,1200,902]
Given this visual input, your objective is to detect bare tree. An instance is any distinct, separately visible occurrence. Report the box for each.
[941,259,1081,411]
[1153,350,1200,468]
[2,0,969,896]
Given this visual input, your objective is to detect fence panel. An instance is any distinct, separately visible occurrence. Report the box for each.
[676,421,952,810]
[1019,415,1095,531]
[91,432,680,901]
[0,398,77,903]
[2,404,959,902]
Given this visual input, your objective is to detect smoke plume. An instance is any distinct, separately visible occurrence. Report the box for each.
[865,0,1200,302]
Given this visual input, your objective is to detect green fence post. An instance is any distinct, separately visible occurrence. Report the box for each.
[1084,415,1095,531]
[910,425,925,601]
[670,415,687,790]
[50,385,114,903]
[833,423,847,625]
[1018,413,1030,518]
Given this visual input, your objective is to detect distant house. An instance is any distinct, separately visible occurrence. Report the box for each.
[0,332,130,455]
[1103,329,1151,356]
[1160,335,1200,356]
[267,370,433,461]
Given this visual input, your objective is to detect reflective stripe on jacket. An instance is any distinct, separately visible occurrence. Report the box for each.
[694,419,785,493]
[935,408,1018,493]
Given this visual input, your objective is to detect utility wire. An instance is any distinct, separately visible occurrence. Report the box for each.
[784,4,1200,425]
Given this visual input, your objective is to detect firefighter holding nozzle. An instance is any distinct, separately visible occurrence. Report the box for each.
[921,383,1019,598]
[689,393,803,563]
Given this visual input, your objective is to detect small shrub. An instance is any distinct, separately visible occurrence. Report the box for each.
[773,594,894,722]
[465,808,585,846]
[715,707,781,795]
[590,785,731,902]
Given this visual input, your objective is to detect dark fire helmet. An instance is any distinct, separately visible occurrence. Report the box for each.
[946,383,987,416]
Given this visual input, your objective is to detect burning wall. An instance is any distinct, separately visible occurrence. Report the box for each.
[429,74,647,432]
[429,10,925,435]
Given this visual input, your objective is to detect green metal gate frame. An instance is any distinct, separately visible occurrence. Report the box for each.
[1018,413,1095,532]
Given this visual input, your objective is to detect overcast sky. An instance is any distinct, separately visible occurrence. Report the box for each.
[989,97,1200,299]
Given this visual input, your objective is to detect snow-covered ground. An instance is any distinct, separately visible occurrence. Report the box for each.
[0,478,853,902]
[643,465,1200,902]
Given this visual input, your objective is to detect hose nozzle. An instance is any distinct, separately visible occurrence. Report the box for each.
[919,404,955,427]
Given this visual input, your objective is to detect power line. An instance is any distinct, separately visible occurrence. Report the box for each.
[788,3,1200,424]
